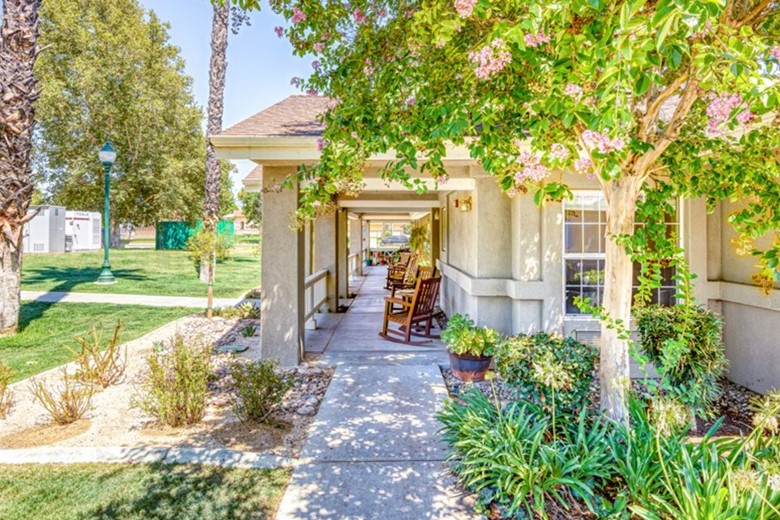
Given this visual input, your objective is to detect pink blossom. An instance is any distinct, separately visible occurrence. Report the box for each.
[353,8,367,24]
[574,157,592,173]
[274,26,284,38]
[524,32,550,48]
[312,60,321,70]
[564,83,583,98]
[437,174,449,185]
[582,130,626,154]
[770,46,780,62]
[314,42,325,52]
[454,0,477,18]
[549,143,570,161]
[405,95,417,106]
[706,92,752,134]
[506,187,521,198]
[290,77,303,88]
[321,33,329,41]
[291,7,307,24]
[514,151,550,183]
[317,138,327,151]
[378,7,387,17]
[306,89,319,95]
[469,39,512,80]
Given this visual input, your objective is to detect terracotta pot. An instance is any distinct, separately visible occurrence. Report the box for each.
[448,351,492,382]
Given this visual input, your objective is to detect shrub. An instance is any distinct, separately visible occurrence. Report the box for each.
[438,389,617,518]
[495,333,598,415]
[230,360,294,423]
[187,227,233,269]
[68,321,126,388]
[134,334,212,427]
[634,304,728,415]
[29,369,93,425]
[213,302,259,319]
[0,362,14,419]
[440,314,500,357]
[240,324,257,338]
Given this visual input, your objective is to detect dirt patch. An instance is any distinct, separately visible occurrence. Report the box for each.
[0,419,90,449]
[210,417,293,452]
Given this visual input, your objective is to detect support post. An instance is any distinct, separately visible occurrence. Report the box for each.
[260,166,304,366]
[314,212,338,312]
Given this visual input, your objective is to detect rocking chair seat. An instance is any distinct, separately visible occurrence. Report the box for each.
[379,277,441,345]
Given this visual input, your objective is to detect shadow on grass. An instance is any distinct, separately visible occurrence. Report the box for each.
[85,463,286,520]
[23,266,148,294]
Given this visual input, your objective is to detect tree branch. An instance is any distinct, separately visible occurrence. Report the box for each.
[737,0,773,26]
[639,72,689,142]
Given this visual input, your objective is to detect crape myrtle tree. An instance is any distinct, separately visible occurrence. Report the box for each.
[270,0,780,420]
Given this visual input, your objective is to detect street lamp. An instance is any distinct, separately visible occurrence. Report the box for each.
[96,140,117,284]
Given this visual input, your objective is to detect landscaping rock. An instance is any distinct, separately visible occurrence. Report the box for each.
[296,405,316,416]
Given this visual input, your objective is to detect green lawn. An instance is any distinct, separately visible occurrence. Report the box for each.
[0,302,198,382]
[0,463,289,520]
[22,249,260,298]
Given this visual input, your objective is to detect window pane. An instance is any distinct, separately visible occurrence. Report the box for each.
[565,223,582,253]
[565,208,582,223]
[580,259,601,286]
[582,224,601,253]
[565,260,582,284]
[566,287,582,314]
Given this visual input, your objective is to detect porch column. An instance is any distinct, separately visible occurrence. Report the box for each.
[260,166,304,366]
[349,213,362,276]
[430,208,441,269]
[314,212,338,312]
[337,209,349,299]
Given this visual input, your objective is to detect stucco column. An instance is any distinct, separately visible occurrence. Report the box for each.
[314,212,338,312]
[430,208,441,269]
[349,213,362,276]
[337,209,349,299]
[260,166,304,366]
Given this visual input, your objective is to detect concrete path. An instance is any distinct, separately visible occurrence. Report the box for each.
[278,267,476,519]
[20,290,237,308]
[0,446,292,470]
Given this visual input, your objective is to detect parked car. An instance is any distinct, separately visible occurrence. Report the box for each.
[380,234,410,247]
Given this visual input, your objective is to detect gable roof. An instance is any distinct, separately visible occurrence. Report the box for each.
[220,95,327,138]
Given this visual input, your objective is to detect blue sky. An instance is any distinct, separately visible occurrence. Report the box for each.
[137,0,311,193]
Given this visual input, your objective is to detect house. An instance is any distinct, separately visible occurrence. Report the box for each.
[211,95,780,395]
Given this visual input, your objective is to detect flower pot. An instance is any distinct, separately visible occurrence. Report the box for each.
[448,351,493,382]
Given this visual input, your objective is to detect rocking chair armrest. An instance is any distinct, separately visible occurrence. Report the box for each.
[384,297,410,307]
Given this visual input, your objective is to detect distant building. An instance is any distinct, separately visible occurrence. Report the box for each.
[23,205,66,253]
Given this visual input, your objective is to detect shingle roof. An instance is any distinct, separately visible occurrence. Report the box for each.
[243,165,263,182]
[220,95,328,137]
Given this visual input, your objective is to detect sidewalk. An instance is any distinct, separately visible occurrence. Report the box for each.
[277,267,477,519]
[20,290,237,308]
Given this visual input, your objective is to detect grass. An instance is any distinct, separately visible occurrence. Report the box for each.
[22,249,260,298]
[0,463,290,520]
[0,302,198,382]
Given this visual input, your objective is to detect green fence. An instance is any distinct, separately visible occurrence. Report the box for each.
[155,220,235,250]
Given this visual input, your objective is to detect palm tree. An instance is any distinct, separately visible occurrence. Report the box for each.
[0,0,41,337]
[201,1,230,319]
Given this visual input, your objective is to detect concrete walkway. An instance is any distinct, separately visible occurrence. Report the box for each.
[20,290,237,308]
[279,267,476,519]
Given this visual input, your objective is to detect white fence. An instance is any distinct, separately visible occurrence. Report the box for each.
[304,269,329,322]
[348,252,360,276]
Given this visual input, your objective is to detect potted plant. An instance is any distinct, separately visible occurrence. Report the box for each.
[441,314,500,382]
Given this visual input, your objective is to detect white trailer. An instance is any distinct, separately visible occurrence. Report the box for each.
[65,210,102,251]
[22,205,66,253]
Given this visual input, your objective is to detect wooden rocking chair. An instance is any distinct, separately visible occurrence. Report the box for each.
[385,253,418,290]
[379,276,441,345]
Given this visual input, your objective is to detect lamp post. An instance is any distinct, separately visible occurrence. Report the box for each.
[96,141,117,284]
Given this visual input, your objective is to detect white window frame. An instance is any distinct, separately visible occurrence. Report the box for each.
[562,191,681,318]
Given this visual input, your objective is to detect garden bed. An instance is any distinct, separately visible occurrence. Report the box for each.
[440,367,758,438]
[0,314,333,458]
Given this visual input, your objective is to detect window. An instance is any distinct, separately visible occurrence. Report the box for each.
[563,192,678,315]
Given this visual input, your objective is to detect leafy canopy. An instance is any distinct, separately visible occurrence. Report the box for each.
[271,0,780,273]
[34,0,235,226]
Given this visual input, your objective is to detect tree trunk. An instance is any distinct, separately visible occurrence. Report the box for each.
[0,0,41,337]
[201,2,229,300]
[600,176,643,422]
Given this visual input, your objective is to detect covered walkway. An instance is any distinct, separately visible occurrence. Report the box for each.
[278,268,476,519]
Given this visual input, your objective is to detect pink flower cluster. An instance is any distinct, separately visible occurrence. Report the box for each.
[706,92,753,134]
[354,8,367,24]
[772,46,780,61]
[454,0,477,18]
[317,138,328,151]
[514,151,550,183]
[524,32,550,48]
[314,42,325,52]
[582,130,625,154]
[404,95,417,106]
[549,143,570,161]
[574,157,593,174]
[469,39,511,80]
[274,26,284,38]
[564,83,583,99]
[291,7,306,23]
